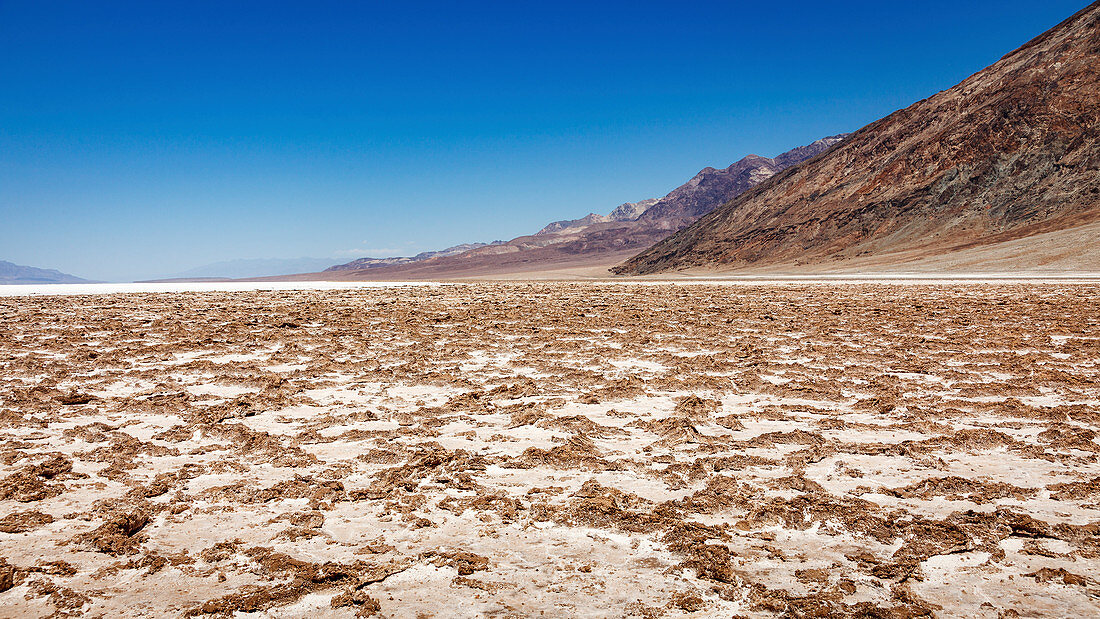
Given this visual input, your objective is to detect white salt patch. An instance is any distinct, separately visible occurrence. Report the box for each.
[0,281,448,297]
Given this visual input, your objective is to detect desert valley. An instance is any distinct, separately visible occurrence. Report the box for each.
[2,2,1100,618]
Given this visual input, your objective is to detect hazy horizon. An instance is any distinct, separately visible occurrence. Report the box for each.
[1,0,1087,281]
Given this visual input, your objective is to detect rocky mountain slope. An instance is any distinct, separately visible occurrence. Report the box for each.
[323,136,847,278]
[0,260,91,285]
[616,2,1100,275]
[635,136,847,226]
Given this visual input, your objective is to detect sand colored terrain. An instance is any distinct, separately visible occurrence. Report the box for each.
[1,283,1099,617]
[816,219,1100,274]
[662,220,1100,279]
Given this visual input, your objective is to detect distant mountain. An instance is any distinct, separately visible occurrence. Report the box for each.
[615,1,1100,275]
[608,198,660,222]
[321,135,848,278]
[0,260,91,284]
[533,198,661,236]
[326,242,505,271]
[524,138,844,242]
[635,136,847,226]
[168,257,340,280]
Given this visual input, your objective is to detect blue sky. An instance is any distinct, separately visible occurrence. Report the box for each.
[0,0,1088,281]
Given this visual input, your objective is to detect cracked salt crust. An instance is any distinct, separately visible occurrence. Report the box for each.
[1,283,1099,616]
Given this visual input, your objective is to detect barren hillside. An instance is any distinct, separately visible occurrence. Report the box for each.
[616,2,1100,275]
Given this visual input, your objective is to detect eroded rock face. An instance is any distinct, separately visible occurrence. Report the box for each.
[617,2,1100,274]
[0,283,1098,616]
[634,136,847,227]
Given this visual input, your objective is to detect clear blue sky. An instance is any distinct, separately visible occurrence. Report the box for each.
[0,0,1088,281]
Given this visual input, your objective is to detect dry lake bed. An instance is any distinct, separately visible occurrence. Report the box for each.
[0,282,1098,617]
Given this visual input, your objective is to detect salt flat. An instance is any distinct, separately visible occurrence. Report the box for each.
[0,283,1098,617]
[0,281,442,297]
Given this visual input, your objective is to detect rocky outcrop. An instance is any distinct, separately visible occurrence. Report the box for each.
[608,198,659,222]
[615,2,1100,275]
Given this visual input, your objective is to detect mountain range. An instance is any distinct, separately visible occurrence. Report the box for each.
[313,134,848,279]
[615,1,1100,275]
[0,260,92,285]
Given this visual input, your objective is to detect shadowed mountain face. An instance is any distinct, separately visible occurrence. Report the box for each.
[322,136,847,278]
[615,2,1100,275]
[0,260,91,284]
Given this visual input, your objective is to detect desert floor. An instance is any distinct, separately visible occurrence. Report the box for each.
[0,282,1098,617]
